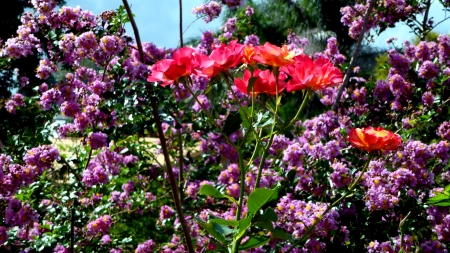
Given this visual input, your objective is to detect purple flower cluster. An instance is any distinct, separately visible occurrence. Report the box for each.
[135,239,156,253]
[192,1,222,23]
[276,195,340,244]
[24,145,60,173]
[86,215,113,236]
[341,1,417,39]
[82,148,138,187]
[5,93,25,114]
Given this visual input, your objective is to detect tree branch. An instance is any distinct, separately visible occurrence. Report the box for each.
[332,0,376,112]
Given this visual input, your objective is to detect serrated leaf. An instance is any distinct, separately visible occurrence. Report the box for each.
[248,187,278,215]
[238,236,271,250]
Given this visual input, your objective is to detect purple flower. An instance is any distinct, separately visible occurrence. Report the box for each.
[245,6,254,16]
[159,205,175,220]
[135,239,156,253]
[192,1,222,23]
[101,234,111,244]
[86,215,113,236]
[24,145,60,172]
[422,91,434,107]
[0,226,8,244]
[54,245,68,253]
[438,121,450,140]
[244,34,260,46]
[418,61,440,79]
[192,94,211,113]
[86,132,108,150]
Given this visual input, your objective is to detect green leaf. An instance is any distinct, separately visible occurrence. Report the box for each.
[199,184,224,198]
[196,218,229,245]
[257,207,277,222]
[205,84,214,95]
[427,194,450,205]
[255,220,274,231]
[209,218,239,227]
[238,236,271,250]
[239,106,251,129]
[223,111,242,135]
[199,184,237,203]
[431,201,450,207]
[271,227,291,240]
[197,221,227,244]
[237,216,252,239]
[254,111,274,128]
[445,184,450,194]
[248,188,278,215]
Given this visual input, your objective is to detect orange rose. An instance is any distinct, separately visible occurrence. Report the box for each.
[252,42,295,67]
[348,127,402,152]
[242,45,257,65]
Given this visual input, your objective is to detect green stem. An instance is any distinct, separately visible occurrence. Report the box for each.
[255,88,311,188]
[285,154,373,253]
[284,89,312,130]
[253,67,279,188]
[230,147,247,253]
[236,148,247,221]
[182,78,236,147]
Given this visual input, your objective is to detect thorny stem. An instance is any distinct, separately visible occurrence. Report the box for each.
[332,0,376,112]
[285,154,374,253]
[231,147,247,253]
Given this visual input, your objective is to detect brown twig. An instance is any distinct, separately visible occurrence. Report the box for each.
[121,1,194,251]
[121,0,145,63]
[421,0,432,41]
[151,100,195,253]
[179,0,183,47]
[332,0,376,112]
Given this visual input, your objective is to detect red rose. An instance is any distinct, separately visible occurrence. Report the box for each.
[234,68,287,95]
[281,55,343,91]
